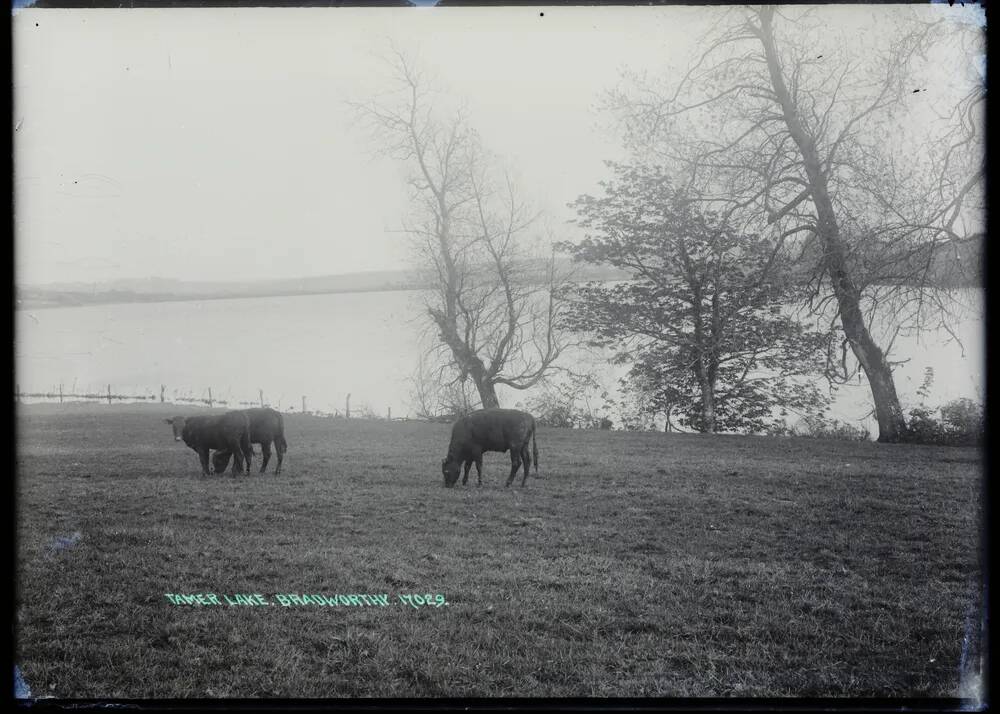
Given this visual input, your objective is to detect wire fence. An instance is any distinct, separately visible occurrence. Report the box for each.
[14,383,400,420]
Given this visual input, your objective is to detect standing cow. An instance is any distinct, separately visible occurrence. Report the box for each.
[165,411,254,477]
[211,407,288,475]
[441,408,539,488]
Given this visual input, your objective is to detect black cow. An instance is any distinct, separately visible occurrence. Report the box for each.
[165,411,253,477]
[441,408,539,488]
[210,408,288,475]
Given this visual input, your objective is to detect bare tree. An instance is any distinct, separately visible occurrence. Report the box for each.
[352,48,572,409]
[407,349,477,422]
[606,5,984,442]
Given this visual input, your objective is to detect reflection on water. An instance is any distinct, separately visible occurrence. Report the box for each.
[14,288,983,435]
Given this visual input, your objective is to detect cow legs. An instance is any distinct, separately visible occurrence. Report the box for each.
[239,435,253,476]
[197,447,211,477]
[505,451,523,488]
[227,437,251,476]
[230,448,244,476]
[462,460,472,485]
[475,457,483,486]
[520,445,532,487]
[259,441,272,474]
[235,448,250,476]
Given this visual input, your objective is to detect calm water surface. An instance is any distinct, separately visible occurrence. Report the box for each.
[15,288,984,435]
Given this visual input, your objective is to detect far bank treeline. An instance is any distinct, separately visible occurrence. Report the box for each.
[15,242,978,312]
[15,261,634,311]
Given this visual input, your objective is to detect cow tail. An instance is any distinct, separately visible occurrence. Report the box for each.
[532,420,539,475]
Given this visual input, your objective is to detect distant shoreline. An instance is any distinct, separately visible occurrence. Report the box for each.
[15,258,979,312]
[14,283,433,312]
[16,262,636,312]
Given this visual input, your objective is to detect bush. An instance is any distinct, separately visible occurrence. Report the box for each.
[528,401,613,430]
[941,398,985,442]
[906,406,947,444]
[763,422,797,437]
[519,377,613,430]
[795,416,871,441]
[906,398,983,446]
[533,403,574,429]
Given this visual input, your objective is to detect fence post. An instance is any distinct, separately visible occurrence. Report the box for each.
[59,384,63,404]
[107,384,112,405]
[387,407,391,421]
[302,396,306,415]
[208,387,213,409]
[260,389,264,408]
[346,393,351,419]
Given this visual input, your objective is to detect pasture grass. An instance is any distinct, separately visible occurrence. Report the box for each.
[15,403,985,698]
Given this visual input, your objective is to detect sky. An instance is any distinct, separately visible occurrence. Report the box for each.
[12,4,986,286]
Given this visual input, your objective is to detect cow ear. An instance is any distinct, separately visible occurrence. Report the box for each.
[164,418,173,425]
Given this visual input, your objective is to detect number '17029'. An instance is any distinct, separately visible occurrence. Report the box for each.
[398,593,447,608]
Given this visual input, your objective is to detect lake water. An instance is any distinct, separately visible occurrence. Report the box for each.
[14,288,984,436]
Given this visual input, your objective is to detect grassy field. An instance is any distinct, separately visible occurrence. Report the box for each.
[15,402,985,699]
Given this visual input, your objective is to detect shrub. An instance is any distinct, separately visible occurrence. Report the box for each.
[906,398,983,446]
[532,402,574,429]
[517,375,614,430]
[941,398,985,443]
[906,406,947,444]
[795,416,871,441]
[763,422,796,437]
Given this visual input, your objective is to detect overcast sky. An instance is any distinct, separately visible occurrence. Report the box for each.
[13,4,985,286]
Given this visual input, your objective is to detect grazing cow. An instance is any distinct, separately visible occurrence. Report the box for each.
[210,407,288,475]
[441,408,539,488]
[165,411,253,477]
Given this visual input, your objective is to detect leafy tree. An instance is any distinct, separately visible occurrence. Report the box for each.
[605,5,984,441]
[561,162,830,434]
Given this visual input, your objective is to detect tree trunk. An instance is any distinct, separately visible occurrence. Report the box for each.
[700,381,716,433]
[839,297,908,442]
[758,6,908,443]
[474,380,500,410]
[430,307,500,410]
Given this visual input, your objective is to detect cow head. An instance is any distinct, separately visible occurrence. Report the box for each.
[441,457,461,488]
[164,417,186,442]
